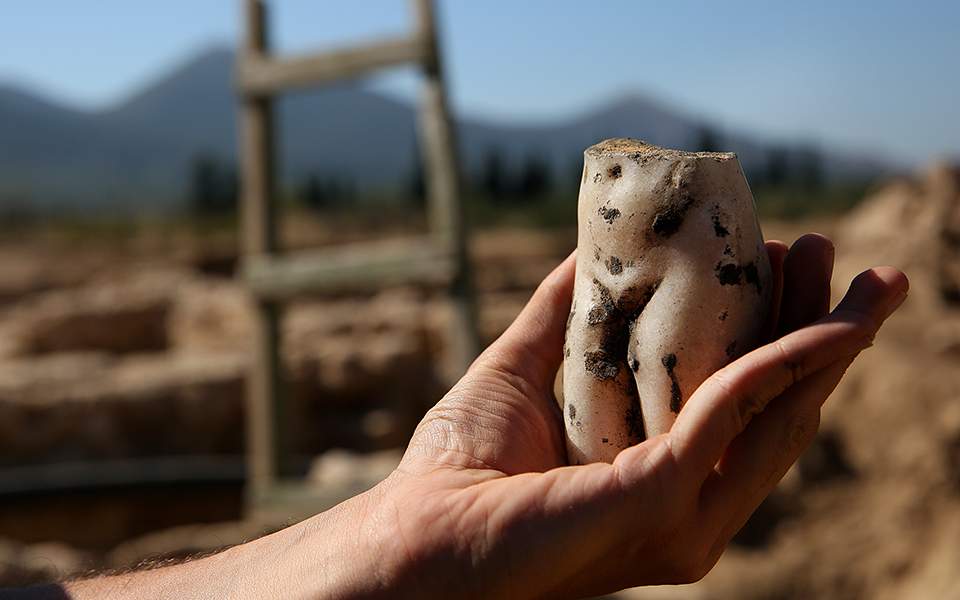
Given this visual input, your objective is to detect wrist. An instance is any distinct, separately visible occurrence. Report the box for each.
[235,483,400,599]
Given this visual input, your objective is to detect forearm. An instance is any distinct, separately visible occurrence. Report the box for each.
[65,544,258,599]
[3,486,393,600]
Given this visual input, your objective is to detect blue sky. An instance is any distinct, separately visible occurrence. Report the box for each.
[1,0,957,166]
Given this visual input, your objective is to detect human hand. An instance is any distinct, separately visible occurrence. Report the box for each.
[361,234,908,598]
[42,235,907,600]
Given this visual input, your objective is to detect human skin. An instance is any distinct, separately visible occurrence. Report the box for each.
[5,235,907,599]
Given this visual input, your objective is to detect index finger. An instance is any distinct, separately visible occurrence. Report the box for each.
[668,266,908,481]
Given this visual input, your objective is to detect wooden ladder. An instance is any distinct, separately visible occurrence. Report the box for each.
[237,0,479,520]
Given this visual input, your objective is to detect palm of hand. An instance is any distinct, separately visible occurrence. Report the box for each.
[409,360,566,473]
[370,236,906,599]
[394,367,689,598]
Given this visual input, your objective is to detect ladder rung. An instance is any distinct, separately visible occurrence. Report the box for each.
[238,35,428,95]
[243,237,454,299]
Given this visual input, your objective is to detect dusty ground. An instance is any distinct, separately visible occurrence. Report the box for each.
[1,163,959,597]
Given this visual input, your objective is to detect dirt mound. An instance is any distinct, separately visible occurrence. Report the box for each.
[835,162,960,309]
[0,228,571,470]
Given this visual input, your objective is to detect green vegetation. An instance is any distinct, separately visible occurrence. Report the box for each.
[752,181,872,220]
[0,143,877,242]
[188,154,238,216]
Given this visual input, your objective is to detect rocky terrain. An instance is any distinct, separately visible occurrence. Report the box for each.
[1,163,958,597]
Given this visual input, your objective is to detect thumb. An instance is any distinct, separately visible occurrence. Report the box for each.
[477,251,576,392]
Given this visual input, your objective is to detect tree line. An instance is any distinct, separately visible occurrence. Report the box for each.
[185,133,824,217]
[184,148,568,216]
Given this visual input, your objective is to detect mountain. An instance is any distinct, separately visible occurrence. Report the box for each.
[0,46,892,213]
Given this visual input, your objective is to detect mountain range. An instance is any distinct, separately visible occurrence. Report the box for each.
[0,46,892,213]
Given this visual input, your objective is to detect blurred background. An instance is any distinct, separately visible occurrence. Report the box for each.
[0,1,958,597]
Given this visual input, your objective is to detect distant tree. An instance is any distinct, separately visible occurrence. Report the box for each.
[481,147,507,202]
[339,177,357,203]
[299,173,355,212]
[407,141,426,208]
[695,125,722,152]
[568,155,585,192]
[188,154,237,216]
[763,145,790,187]
[796,145,824,192]
[516,152,551,201]
[0,197,36,228]
[299,174,331,211]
